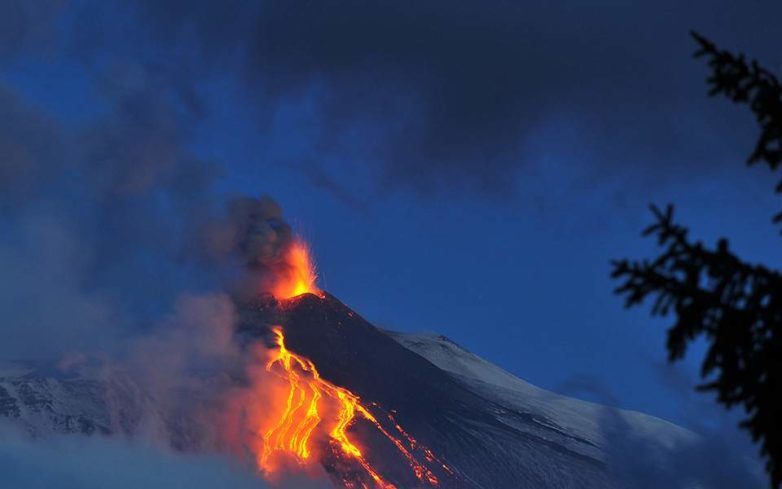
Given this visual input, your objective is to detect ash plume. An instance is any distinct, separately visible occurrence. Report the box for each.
[202,194,319,301]
[205,195,293,270]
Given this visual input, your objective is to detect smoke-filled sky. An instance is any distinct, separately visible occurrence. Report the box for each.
[1,0,782,484]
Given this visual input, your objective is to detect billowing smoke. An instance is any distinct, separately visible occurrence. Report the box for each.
[0,60,221,359]
[0,0,301,360]
[124,293,243,450]
[203,195,294,298]
[0,3,309,485]
[225,196,293,270]
[201,194,321,302]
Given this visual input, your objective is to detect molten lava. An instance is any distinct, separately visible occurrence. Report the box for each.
[257,327,450,488]
[272,239,322,300]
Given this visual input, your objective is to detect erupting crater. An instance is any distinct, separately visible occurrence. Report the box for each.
[271,239,324,300]
[241,236,453,488]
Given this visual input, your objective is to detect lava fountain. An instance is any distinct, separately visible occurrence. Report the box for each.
[271,238,323,300]
[244,237,451,488]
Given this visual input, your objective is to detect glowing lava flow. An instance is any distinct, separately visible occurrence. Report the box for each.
[259,327,449,488]
[271,239,323,300]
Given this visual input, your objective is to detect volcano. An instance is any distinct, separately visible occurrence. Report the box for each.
[0,289,699,488]
[235,291,695,488]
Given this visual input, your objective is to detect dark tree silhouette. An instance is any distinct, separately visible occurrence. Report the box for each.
[612,32,782,488]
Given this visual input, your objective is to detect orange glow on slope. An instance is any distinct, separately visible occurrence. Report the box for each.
[257,327,450,488]
[271,239,323,300]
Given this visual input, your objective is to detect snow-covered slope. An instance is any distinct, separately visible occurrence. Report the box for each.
[0,362,150,437]
[387,331,698,465]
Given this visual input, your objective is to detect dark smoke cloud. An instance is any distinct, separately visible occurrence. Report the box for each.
[200,194,309,301]
[211,196,293,270]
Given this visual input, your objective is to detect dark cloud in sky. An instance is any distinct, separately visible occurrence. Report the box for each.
[0,85,63,202]
[6,1,782,201]
[122,0,782,199]
[0,0,62,62]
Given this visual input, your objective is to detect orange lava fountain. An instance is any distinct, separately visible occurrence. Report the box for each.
[257,327,450,488]
[271,239,323,300]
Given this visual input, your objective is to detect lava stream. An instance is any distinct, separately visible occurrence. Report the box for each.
[258,326,449,488]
